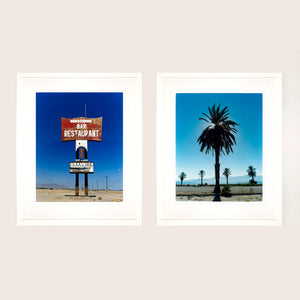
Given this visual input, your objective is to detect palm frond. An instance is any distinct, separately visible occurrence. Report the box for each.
[197,103,238,156]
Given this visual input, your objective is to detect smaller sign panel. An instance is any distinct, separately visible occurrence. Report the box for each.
[61,117,102,142]
[70,161,94,173]
[77,146,87,160]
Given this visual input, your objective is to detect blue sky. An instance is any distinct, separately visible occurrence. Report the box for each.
[36,93,123,190]
[176,93,263,181]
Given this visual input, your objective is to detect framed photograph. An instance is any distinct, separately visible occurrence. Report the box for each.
[157,73,282,226]
[17,73,142,225]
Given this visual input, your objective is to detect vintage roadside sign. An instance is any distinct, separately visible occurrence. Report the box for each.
[61,117,102,142]
[69,161,94,174]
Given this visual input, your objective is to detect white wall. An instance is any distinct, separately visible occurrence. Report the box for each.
[1,0,300,299]
[282,69,300,225]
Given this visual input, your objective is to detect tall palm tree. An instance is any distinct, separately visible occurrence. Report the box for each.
[223,167,231,185]
[198,170,205,185]
[197,104,238,199]
[247,166,256,182]
[179,172,186,186]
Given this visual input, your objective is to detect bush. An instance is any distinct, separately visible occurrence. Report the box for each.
[204,183,208,186]
[249,179,257,184]
[221,184,232,197]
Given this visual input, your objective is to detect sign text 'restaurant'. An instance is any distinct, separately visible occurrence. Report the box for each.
[61,117,102,142]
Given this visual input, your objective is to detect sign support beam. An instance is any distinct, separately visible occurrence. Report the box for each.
[85,174,88,196]
[75,174,79,196]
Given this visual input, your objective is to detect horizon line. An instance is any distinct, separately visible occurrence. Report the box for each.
[177,174,263,181]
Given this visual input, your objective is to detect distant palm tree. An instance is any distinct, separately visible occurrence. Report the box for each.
[247,166,256,183]
[223,167,231,185]
[179,172,186,186]
[198,170,205,185]
[197,104,238,200]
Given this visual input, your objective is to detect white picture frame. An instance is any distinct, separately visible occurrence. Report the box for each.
[157,73,282,226]
[17,73,142,225]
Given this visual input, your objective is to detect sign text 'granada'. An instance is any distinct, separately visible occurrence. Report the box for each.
[61,117,102,142]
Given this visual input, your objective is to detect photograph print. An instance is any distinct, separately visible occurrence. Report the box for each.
[157,73,281,225]
[17,73,142,225]
[36,92,123,202]
[176,93,263,202]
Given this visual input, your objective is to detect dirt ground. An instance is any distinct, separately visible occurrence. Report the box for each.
[36,189,123,202]
[176,185,262,201]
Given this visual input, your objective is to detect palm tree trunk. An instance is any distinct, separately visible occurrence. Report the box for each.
[226,176,228,185]
[214,148,221,195]
[201,176,203,185]
[181,179,183,186]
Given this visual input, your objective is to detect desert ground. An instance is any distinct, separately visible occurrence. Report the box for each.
[36,189,123,202]
[176,185,262,201]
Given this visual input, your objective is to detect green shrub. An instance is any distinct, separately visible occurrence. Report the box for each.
[249,179,257,184]
[221,185,232,197]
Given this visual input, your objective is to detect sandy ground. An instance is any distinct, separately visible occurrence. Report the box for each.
[176,185,262,201]
[36,189,123,202]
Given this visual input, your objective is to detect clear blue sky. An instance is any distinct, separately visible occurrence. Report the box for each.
[36,93,123,190]
[176,93,263,181]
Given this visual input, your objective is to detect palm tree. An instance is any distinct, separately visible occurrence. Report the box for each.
[197,104,238,199]
[179,172,186,186]
[247,166,256,183]
[223,167,231,185]
[198,170,205,185]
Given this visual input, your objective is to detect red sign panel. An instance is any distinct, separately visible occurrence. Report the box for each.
[61,117,102,142]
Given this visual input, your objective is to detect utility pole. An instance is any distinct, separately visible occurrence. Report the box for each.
[97,180,98,191]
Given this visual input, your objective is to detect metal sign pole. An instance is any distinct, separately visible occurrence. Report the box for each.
[75,174,79,196]
[85,174,88,196]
